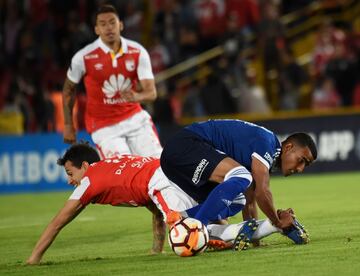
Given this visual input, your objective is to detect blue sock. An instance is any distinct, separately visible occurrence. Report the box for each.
[194,177,250,225]
[185,204,202,218]
[219,203,245,218]
[186,202,244,222]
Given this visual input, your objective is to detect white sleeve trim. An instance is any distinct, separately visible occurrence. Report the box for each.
[137,45,154,80]
[252,152,270,170]
[69,176,90,200]
[67,68,81,84]
[67,49,87,84]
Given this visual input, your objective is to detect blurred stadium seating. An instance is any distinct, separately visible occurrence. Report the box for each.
[0,0,359,134]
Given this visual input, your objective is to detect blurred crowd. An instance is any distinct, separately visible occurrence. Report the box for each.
[0,0,360,134]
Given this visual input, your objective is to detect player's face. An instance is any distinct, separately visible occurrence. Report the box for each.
[95,12,122,44]
[64,160,87,186]
[280,143,314,176]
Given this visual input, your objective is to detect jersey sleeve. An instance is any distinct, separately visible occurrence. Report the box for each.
[67,50,86,84]
[137,45,154,80]
[68,176,92,205]
[251,136,276,170]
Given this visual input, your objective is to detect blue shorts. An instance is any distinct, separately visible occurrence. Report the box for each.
[160,129,227,202]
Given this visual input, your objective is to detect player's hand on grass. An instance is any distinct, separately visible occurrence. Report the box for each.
[281,208,295,216]
[26,256,41,265]
[277,208,296,219]
[150,248,165,255]
[63,124,76,144]
[277,208,295,229]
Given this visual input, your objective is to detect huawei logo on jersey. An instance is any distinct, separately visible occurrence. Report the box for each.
[102,74,132,104]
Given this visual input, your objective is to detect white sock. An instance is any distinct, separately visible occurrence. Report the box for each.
[207,219,280,242]
[252,219,280,240]
[207,223,242,242]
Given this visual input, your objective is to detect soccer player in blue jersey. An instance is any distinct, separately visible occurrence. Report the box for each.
[160,119,317,249]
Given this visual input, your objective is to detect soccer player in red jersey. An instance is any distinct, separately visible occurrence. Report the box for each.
[26,143,167,265]
[62,4,162,158]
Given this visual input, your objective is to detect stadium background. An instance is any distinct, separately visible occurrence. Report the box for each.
[1,0,359,193]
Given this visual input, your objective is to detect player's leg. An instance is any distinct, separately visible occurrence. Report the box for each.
[148,167,199,225]
[126,110,163,157]
[185,193,245,222]
[160,128,228,204]
[160,128,251,225]
[91,124,131,158]
[207,219,281,251]
[194,163,253,225]
[208,219,279,242]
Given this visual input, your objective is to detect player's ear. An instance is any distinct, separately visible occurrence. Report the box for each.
[119,20,124,32]
[283,142,294,153]
[81,161,90,171]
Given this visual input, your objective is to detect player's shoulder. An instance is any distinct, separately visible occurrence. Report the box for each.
[255,127,279,148]
[83,161,101,177]
[72,38,102,60]
[257,125,275,139]
[231,120,277,147]
[122,36,147,54]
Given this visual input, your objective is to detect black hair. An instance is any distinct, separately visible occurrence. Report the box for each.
[283,133,318,160]
[57,142,100,168]
[95,4,119,22]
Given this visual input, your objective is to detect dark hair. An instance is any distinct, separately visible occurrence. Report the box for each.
[283,133,318,160]
[57,142,100,168]
[95,4,119,22]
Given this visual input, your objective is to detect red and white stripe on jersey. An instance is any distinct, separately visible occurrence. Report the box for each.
[69,155,160,207]
[67,36,154,133]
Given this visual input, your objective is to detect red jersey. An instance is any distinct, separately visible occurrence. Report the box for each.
[69,155,160,207]
[67,37,154,133]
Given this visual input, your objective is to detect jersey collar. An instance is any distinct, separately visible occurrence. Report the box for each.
[97,36,128,56]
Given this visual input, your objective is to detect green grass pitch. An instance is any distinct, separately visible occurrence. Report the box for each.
[1,172,359,276]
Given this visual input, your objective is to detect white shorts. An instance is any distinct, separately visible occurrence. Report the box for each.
[148,167,198,221]
[91,110,163,158]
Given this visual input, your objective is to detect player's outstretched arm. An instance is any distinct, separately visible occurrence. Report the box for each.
[146,202,166,254]
[26,199,84,265]
[62,77,77,144]
[251,158,293,229]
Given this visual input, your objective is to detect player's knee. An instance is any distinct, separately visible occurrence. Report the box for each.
[232,193,246,206]
[224,166,253,189]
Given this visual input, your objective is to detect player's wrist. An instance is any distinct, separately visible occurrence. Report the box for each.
[26,255,41,265]
[271,217,282,228]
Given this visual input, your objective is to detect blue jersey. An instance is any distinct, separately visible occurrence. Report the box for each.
[186,119,281,171]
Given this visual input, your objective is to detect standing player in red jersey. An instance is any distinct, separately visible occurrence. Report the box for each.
[62,4,162,158]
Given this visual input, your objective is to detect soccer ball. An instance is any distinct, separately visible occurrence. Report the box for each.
[168,217,209,257]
